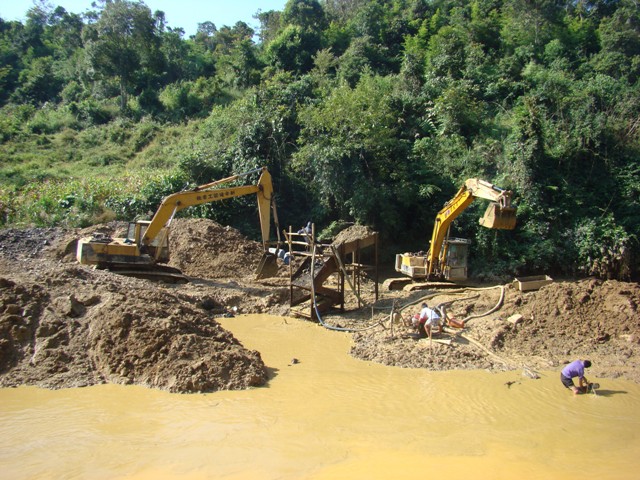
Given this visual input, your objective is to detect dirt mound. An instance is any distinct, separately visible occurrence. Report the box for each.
[332,224,376,245]
[0,219,289,393]
[494,279,640,381]
[345,279,640,383]
[167,218,266,279]
[0,266,266,392]
[0,264,267,392]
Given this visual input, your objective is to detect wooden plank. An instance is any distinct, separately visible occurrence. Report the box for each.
[513,275,553,292]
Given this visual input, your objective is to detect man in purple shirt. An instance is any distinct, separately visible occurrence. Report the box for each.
[561,359,592,395]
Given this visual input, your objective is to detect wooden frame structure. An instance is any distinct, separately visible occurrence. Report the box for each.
[284,224,379,321]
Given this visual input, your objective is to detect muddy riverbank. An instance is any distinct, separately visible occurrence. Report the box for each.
[1,219,639,392]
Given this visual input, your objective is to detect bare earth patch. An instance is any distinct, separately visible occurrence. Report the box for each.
[1,219,639,392]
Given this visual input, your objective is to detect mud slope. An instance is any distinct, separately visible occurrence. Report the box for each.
[0,220,280,392]
[345,279,640,383]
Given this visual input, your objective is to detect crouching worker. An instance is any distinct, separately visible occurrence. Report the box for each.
[560,359,592,395]
[411,303,443,338]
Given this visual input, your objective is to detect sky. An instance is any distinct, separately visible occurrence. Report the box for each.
[0,0,288,37]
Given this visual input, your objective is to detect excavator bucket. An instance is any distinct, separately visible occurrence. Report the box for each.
[255,252,279,279]
[479,203,517,230]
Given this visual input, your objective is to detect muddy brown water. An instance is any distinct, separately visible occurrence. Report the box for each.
[1,314,639,479]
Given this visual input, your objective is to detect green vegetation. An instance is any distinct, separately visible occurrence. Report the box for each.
[1,0,639,280]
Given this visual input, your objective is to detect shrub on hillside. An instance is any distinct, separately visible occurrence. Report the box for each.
[26,106,78,135]
[68,99,117,126]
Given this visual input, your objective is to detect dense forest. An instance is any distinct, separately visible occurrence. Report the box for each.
[0,0,638,280]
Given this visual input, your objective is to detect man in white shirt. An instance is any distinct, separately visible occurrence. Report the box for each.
[417,302,443,337]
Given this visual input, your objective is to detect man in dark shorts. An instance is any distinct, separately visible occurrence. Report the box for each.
[561,359,592,395]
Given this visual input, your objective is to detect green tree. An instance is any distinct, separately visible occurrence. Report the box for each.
[501,0,564,55]
[256,10,281,45]
[295,74,410,228]
[282,0,327,32]
[217,38,261,89]
[504,96,545,203]
[212,22,260,89]
[12,55,61,104]
[426,25,467,79]
[44,6,84,59]
[590,5,640,81]
[83,0,162,111]
[0,20,24,104]
[194,21,217,51]
[336,35,373,86]
[161,30,187,83]
[266,24,319,73]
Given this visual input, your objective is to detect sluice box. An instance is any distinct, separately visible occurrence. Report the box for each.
[513,275,553,292]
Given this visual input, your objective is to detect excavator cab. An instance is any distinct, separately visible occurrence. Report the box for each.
[479,202,517,230]
[127,220,170,263]
[442,237,472,281]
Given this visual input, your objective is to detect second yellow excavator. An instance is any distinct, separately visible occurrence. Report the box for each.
[77,166,280,281]
[395,178,517,282]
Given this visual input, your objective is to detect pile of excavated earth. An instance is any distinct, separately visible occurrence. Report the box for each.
[1,218,639,393]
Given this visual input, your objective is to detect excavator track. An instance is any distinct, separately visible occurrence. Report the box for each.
[99,264,189,284]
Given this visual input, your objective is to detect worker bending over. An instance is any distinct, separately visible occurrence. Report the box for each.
[411,302,443,338]
[560,359,592,395]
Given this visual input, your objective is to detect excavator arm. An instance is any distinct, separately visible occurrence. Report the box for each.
[427,179,516,278]
[394,178,516,282]
[141,167,275,250]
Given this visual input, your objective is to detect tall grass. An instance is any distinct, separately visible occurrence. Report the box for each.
[0,170,173,228]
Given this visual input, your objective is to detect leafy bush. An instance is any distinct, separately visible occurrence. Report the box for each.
[26,106,78,134]
[159,81,201,121]
[60,81,84,105]
[104,170,190,220]
[0,171,200,228]
[0,187,15,224]
[318,220,352,242]
[570,215,633,280]
[177,152,224,184]
[0,113,24,143]
[131,119,160,152]
[106,118,132,145]
[68,99,117,126]
[158,77,225,122]
[3,177,123,227]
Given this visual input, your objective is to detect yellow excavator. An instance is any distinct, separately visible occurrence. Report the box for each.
[77,166,280,281]
[395,178,516,282]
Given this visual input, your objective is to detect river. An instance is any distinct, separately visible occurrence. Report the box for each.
[1,314,639,479]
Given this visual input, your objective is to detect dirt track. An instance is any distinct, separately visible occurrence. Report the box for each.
[1,219,639,392]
